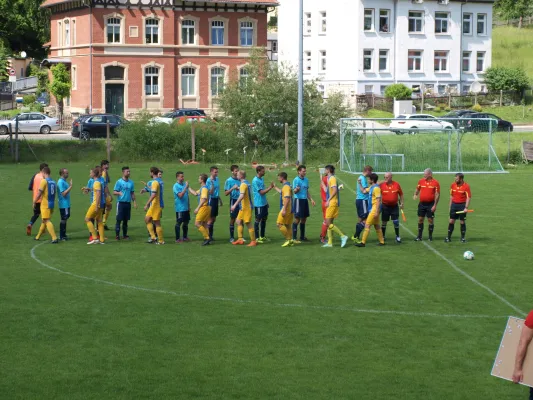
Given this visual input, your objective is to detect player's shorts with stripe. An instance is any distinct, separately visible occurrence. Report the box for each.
[325,205,339,219]
[356,199,369,219]
[146,205,162,221]
[238,208,252,224]
[366,212,380,226]
[294,198,310,219]
[59,207,71,220]
[209,198,219,218]
[176,211,190,223]
[381,204,399,222]
[40,206,53,220]
[417,202,435,218]
[116,202,131,221]
[255,205,269,220]
[229,198,240,219]
[450,202,467,221]
[196,206,211,223]
[277,211,294,226]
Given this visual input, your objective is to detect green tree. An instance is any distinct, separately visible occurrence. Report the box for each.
[49,63,71,115]
[484,66,530,92]
[495,0,533,28]
[384,84,412,100]
[36,69,50,97]
[0,44,10,82]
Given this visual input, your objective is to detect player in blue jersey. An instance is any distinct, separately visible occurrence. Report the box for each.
[57,168,73,241]
[173,171,196,243]
[292,165,316,244]
[224,165,241,242]
[113,166,137,240]
[252,165,275,243]
[206,166,222,241]
[355,173,385,247]
[352,165,373,244]
[33,166,58,243]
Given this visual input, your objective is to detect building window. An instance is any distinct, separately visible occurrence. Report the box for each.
[211,67,225,96]
[363,49,373,71]
[305,12,311,35]
[364,9,374,31]
[72,20,76,45]
[304,51,311,72]
[379,10,390,32]
[365,85,374,94]
[71,66,77,90]
[240,21,254,46]
[58,21,62,46]
[145,18,159,44]
[320,11,327,34]
[145,66,159,96]
[437,85,447,95]
[380,85,389,95]
[181,67,195,96]
[107,17,121,43]
[408,50,423,72]
[239,68,249,88]
[463,13,472,35]
[477,14,487,35]
[211,20,225,45]
[434,51,448,72]
[462,84,471,94]
[182,20,195,44]
[272,40,278,53]
[319,50,326,72]
[64,20,70,46]
[408,11,423,33]
[476,51,485,72]
[379,49,388,71]
[435,12,449,34]
[462,51,471,72]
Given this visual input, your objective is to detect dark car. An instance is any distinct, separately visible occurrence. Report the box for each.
[162,108,206,119]
[71,114,127,140]
[460,112,513,132]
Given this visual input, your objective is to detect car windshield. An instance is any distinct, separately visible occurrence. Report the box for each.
[396,115,406,119]
[162,112,174,118]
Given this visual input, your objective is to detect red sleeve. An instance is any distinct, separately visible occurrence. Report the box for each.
[435,180,441,193]
[525,311,533,328]
[416,179,422,190]
[466,183,472,198]
[397,183,403,196]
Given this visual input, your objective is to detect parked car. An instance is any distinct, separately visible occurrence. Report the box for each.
[389,114,455,135]
[0,112,60,135]
[442,110,475,128]
[71,114,126,140]
[459,112,513,132]
[151,108,206,125]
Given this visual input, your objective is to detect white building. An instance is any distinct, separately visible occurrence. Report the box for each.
[278,0,494,97]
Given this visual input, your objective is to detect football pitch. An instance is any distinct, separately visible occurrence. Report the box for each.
[1,162,531,399]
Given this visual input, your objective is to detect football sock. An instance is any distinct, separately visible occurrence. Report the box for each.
[237,224,244,239]
[447,223,454,239]
[254,220,260,239]
[327,227,333,245]
[292,223,298,240]
[97,222,105,242]
[44,221,57,241]
[122,221,128,237]
[248,228,256,242]
[207,224,213,239]
[103,212,108,224]
[321,221,328,239]
[428,224,434,239]
[300,223,306,239]
[393,220,400,237]
[198,226,209,240]
[86,221,97,238]
[376,227,385,244]
[361,227,370,244]
[331,224,345,237]
[147,223,156,240]
[381,225,387,238]
[60,219,67,238]
[460,223,466,239]
[260,220,266,237]
[36,223,46,239]
[229,223,235,239]
[155,226,164,242]
[418,223,424,238]
[182,222,189,239]
[175,222,182,240]
[115,222,121,237]
[279,225,289,239]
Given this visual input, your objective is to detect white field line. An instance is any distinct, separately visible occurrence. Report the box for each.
[30,240,506,320]
[336,177,526,317]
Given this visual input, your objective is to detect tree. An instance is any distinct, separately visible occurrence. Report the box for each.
[495,0,533,28]
[484,66,530,92]
[384,84,412,100]
[36,69,50,97]
[0,44,10,83]
[49,63,71,115]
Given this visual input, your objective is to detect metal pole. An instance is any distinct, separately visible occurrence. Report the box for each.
[8,123,13,158]
[448,129,451,171]
[297,0,304,164]
[284,122,289,163]
[15,115,19,162]
[488,121,492,168]
[106,120,111,161]
[507,127,511,164]
[191,122,196,161]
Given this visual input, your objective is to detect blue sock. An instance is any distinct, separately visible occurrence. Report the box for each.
[230,224,235,239]
[292,223,298,240]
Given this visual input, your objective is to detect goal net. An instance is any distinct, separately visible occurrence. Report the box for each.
[340,117,506,174]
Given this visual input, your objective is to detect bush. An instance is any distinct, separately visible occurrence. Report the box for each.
[23,94,36,106]
[472,103,483,112]
[384,84,412,100]
[444,106,452,112]
[484,66,530,92]
[434,106,441,112]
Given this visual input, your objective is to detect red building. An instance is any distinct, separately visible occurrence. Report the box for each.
[41,0,277,116]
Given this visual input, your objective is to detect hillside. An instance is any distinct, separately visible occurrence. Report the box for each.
[493,26,533,80]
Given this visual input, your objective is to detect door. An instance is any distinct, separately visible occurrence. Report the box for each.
[105,84,124,116]
[15,114,30,132]
[30,113,45,133]
[87,115,107,137]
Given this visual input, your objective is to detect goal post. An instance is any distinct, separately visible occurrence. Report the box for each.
[340,117,507,174]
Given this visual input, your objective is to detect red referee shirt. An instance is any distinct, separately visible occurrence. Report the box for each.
[450,182,471,204]
[526,311,533,328]
[417,178,440,203]
[380,181,403,206]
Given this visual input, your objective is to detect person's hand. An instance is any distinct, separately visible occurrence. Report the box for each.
[326,201,330,208]
[231,205,235,212]
[140,188,146,194]
[69,179,73,186]
[311,199,316,207]
[464,207,468,213]
[270,182,274,188]
[133,201,138,209]
[185,181,189,188]
[194,208,199,215]
[431,205,436,213]
[219,198,223,206]
[118,192,124,197]
[143,205,148,212]
[357,178,362,183]
[32,203,36,211]
[512,368,523,384]
[400,203,404,210]
[413,194,418,201]
[233,184,239,190]
[282,209,286,217]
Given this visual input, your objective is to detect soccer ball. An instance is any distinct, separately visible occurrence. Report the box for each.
[463,251,475,260]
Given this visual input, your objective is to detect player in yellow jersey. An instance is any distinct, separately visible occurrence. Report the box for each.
[322,165,348,248]
[230,170,257,247]
[194,173,212,246]
[85,166,106,244]
[101,160,113,230]
[355,173,385,247]
[33,166,58,243]
[144,166,165,244]
[274,172,295,247]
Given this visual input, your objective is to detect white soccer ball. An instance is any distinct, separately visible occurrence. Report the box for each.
[463,251,475,260]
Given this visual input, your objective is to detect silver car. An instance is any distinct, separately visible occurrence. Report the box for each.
[0,113,61,135]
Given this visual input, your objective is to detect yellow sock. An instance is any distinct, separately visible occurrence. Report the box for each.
[279,225,288,239]
[332,224,344,237]
[376,228,385,244]
[36,223,46,239]
[249,228,256,242]
[45,221,57,241]
[327,227,333,245]
[87,221,97,238]
[147,223,156,240]
[103,212,108,224]
[362,227,370,244]
[156,226,164,242]
[98,222,105,242]
[198,226,209,239]
[237,225,244,239]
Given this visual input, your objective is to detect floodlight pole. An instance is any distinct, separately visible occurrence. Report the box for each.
[297,0,304,164]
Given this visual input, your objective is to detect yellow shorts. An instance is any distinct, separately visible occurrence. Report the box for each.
[367,213,380,226]
[196,206,211,223]
[325,206,339,219]
[237,208,252,224]
[40,207,53,220]
[146,206,162,221]
[86,205,103,220]
[277,211,294,226]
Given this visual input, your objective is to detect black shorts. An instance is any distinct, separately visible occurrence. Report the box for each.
[59,208,71,220]
[116,202,131,221]
[209,198,219,218]
[418,202,435,219]
[230,198,240,219]
[255,205,269,220]
[176,211,191,223]
[381,204,399,222]
[356,199,369,219]
[294,198,310,219]
[450,202,467,221]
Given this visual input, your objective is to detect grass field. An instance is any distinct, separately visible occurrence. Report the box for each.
[493,26,533,83]
[1,161,532,399]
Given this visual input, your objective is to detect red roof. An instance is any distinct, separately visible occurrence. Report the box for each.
[42,0,278,7]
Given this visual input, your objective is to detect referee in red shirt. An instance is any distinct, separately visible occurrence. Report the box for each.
[512,310,533,399]
[445,173,471,243]
[380,172,404,244]
[413,168,440,241]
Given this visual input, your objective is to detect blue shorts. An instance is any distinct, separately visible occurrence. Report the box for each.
[356,199,369,219]
[294,198,310,219]
[255,205,269,220]
[116,202,131,221]
[209,198,219,218]
[59,208,70,220]
[176,211,190,223]
[230,198,240,219]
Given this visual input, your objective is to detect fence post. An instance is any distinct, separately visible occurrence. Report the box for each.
[421,91,425,112]
[284,123,289,163]
[106,121,111,161]
[372,94,375,109]
[507,127,511,164]
[500,90,503,107]
[8,123,13,158]
[474,93,478,106]
[15,115,19,162]
[448,92,452,109]
[191,122,196,161]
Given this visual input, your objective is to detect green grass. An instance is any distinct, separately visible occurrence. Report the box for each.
[1,161,532,399]
[493,26,533,82]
